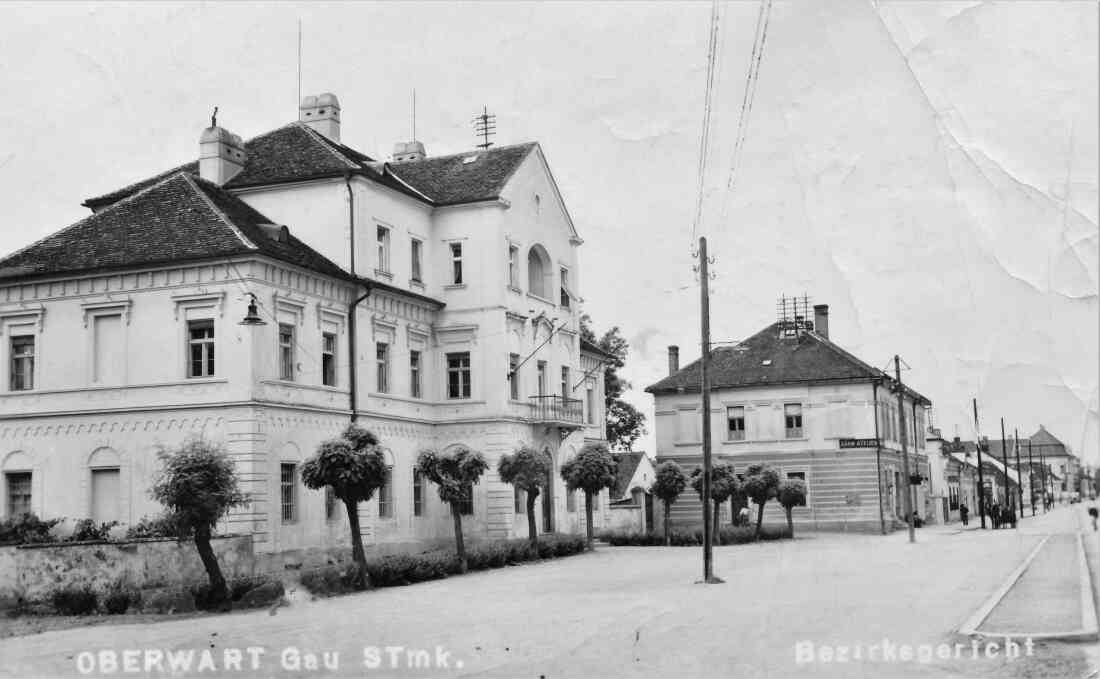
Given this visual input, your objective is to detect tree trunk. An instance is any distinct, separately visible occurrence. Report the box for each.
[785,506,794,538]
[526,488,539,548]
[584,492,594,551]
[664,501,672,546]
[451,502,467,573]
[194,525,227,605]
[344,498,369,589]
[712,499,721,538]
[754,502,765,540]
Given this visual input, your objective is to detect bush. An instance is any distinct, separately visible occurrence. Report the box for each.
[51,586,98,616]
[125,514,184,540]
[600,526,791,546]
[0,513,62,544]
[68,519,119,542]
[104,588,138,615]
[300,534,585,597]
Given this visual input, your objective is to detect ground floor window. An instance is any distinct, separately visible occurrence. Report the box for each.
[325,486,338,521]
[90,468,121,524]
[280,463,297,523]
[458,482,474,515]
[514,487,526,514]
[785,470,807,506]
[5,472,31,517]
[413,470,425,517]
[378,467,393,518]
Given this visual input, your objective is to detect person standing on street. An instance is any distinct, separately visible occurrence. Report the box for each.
[960,503,969,526]
[1089,505,1098,531]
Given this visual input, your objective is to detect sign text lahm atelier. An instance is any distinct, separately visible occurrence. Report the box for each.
[838,438,880,449]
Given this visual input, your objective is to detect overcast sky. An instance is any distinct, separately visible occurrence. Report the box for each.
[1,2,1097,465]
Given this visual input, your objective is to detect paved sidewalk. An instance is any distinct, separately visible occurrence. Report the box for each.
[979,533,1081,635]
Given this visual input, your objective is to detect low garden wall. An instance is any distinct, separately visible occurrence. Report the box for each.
[0,535,254,610]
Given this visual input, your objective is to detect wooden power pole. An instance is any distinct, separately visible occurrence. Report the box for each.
[697,236,720,584]
[894,356,915,543]
[973,399,987,529]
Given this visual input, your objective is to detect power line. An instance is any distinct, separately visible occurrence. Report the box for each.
[690,0,722,249]
[717,0,773,226]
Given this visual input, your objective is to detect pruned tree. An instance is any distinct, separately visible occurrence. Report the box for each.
[651,461,688,545]
[301,424,388,589]
[559,441,617,550]
[690,463,739,535]
[416,445,488,573]
[776,478,807,538]
[498,445,553,547]
[150,437,246,605]
[742,463,781,540]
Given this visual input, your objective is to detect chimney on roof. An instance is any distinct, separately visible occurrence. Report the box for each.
[393,140,426,162]
[199,124,246,186]
[299,93,341,142]
[813,304,829,340]
[668,346,679,376]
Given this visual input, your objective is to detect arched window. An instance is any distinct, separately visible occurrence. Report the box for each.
[527,245,551,299]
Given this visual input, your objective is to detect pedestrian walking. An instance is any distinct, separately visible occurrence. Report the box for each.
[1089,505,1098,531]
[738,505,750,527]
[991,502,1001,529]
[959,503,969,526]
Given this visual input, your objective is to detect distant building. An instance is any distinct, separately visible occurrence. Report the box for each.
[604,452,656,533]
[1025,426,1079,498]
[0,93,616,556]
[645,304,932,533]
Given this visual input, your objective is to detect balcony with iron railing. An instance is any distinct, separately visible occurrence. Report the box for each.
[528,394,584,428]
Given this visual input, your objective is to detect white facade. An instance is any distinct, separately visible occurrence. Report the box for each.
[0,106,616,555]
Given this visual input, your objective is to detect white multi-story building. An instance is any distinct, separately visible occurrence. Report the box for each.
[646,304,932,533]
[0,93,615,557]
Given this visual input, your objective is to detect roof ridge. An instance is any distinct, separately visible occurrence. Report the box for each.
[182,174,259,250]
[3,171,196,267]
[292,122,360,170]
[412,141,538,163]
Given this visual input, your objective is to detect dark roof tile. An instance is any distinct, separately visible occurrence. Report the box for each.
[386,143,537,206]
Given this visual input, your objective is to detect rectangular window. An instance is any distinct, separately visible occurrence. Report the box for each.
[566,488,576,513]
[90,468,121,524]
[280,463,296,523]
[376,226,390,273]
[727,406,746,441]
[450,242,463,285]
[5,472,31,517]
[9,335,34,391]
[325,486,337,521]
[536,361,547,397]
[413,470,424,517]
[187,320,215,378]
[322,332,337,387]
[376,342,389,393]
[93,314,123,384]
[410,350,422,398]
[514,487,526,514]
[508,354,520,400]
[279,324,295,381]
[560,268,570,308]
[784,403,803,438]
[785,471,807,506]
[508,245,519,288]
[446,352,471,399]
[378,467,393,518]
[458,482,474,515]
[410,239,423,283]
[586,386,595,425]
[561,366,570,400]
[592,491,599,511]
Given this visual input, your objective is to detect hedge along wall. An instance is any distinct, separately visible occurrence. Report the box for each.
[0,535,254,609]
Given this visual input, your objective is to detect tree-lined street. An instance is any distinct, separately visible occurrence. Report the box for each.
[3,505,1095,678]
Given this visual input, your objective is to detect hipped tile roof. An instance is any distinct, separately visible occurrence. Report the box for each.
[82,124,536,210]
[0,172,348,281]
[646,323,930,403]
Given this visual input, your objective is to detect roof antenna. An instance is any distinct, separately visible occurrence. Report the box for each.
[412,89,417,140]
[297,19,302,109]
[473,105,496,149]
[210,106,218,128]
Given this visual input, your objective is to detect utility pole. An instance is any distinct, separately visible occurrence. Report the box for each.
[894,356,915,543]
[1014,428,1023,518]
[1027,440,1035,516]
[697,236,719,584]
[1039,445,1049,513]
[999,417,1011,512]
[973,399,987,529]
